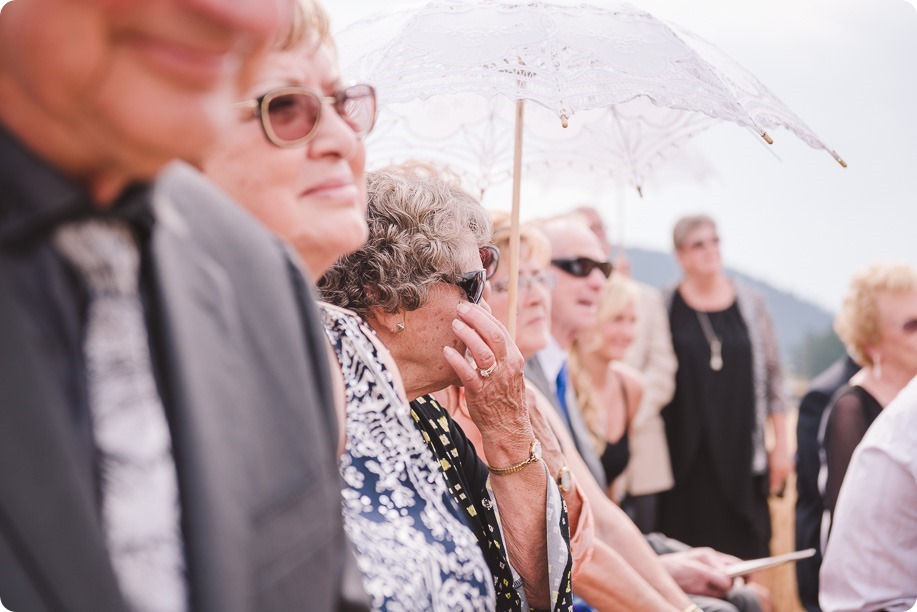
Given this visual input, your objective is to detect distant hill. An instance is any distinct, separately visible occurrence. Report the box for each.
[625,247,844,377]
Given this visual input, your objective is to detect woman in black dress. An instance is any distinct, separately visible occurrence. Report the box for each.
[658,215,790,559]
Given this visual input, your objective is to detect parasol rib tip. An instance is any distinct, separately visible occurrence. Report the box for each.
[561,113,569,128]
[636,185,644,198]
[831,151,848,168]
[762,132,774,145]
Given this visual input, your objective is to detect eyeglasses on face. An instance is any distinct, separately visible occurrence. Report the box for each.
[234,83,377,148]
[686,236,720,251]
[447,269,487,304]
[480,245,500,281]
[492,272,556,294]
[551,257,613,279]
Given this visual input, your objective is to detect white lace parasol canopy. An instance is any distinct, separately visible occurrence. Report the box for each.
[337,0,845,166]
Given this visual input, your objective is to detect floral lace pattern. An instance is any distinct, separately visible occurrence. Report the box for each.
[320,304,494,611]
[338,0,842,165]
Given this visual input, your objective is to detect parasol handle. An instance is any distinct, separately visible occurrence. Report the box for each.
[507,99,525,340]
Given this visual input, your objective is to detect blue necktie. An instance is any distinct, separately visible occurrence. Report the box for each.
[555,362,572,428]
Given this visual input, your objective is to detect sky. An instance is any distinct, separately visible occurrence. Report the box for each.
[327,0,917,313]
[1,0,911,312]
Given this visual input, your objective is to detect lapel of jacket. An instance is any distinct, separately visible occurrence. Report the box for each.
[0,263,126,611]
[149,190,249,612]
[525,356,608,488]
[563,384,608,488]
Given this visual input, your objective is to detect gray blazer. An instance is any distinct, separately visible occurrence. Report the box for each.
[0,162,352,612]
[525,357,608,489]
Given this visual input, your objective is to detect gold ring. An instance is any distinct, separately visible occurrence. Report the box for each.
[479,362,497,378]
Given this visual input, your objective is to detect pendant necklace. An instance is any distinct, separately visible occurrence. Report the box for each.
[696,310,723,371]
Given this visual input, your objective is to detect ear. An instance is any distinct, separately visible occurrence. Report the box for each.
[366,307,406,336]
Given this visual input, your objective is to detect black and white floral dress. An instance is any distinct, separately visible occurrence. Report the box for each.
[320,303,494,611]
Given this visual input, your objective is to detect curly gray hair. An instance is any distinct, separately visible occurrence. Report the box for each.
[318,166,492,317]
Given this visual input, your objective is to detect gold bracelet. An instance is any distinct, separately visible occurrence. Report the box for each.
[486,440,542,475]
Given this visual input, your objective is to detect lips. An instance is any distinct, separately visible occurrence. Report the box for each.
[301,177,359,202]
[130,33,239,86]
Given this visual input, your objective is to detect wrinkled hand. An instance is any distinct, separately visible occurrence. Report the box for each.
[658,548,734,599]
[768,447,793,496]
[443,302,532,446]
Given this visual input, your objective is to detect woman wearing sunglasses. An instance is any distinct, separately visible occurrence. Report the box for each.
[199,3,511,610]
[659,214,790,560]
[320,166,573,611]
[819,263,917,547]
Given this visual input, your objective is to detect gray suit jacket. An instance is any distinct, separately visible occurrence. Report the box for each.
[525,357,607,489]
[0,162,352,612]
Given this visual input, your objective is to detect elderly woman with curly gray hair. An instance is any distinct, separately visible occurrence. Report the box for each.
[320,167,573,611]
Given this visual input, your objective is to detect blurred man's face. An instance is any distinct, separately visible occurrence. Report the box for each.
[0,0,290,177]
[548,223,610,347]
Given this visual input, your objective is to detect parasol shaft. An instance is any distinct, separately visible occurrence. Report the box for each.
[507,99,524,340]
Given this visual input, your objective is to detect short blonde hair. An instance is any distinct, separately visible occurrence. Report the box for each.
[834,263,917,366]
[673,214,716,251]
[274,0,332,53]
[490,211,551,267]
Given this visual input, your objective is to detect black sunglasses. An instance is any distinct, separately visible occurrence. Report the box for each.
[448,269,487,304]
[480,245,500,280]
[551,257,613,279]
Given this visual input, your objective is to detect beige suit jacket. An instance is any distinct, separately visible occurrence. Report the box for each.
[621,282,676,495]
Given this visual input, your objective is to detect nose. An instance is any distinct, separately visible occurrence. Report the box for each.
[622,323,635,345]
[524,280,547,307]
[587,267,606,290]
[185,0,292,41]
[309,100,364,161]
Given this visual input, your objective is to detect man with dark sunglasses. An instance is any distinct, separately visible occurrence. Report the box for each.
[525,217,611,488]
[534,215,770,612]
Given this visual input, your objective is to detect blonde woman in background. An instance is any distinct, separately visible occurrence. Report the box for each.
[818,262,917,543]
[570,273,644,502]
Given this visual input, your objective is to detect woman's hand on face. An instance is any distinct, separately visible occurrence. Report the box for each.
[443,302,530,438]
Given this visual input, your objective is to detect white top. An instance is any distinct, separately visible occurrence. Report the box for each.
[819,376,917,612]
[535,336,567,396]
